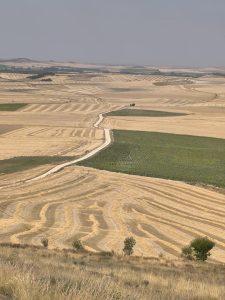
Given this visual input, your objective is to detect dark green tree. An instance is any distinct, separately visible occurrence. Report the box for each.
[190,237,215,261]
[182,237,215,261]
[123,237,136,256]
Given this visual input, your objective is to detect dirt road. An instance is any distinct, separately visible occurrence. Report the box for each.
[27,113,111,182]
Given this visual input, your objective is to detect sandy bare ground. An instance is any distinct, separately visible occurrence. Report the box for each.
[0,70,225,260]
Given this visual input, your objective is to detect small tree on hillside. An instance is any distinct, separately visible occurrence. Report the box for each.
[72,239,84,252]
[190,237,215,261]
[182,237,215,261]
[41,238,49,248]
[123,237,136,256]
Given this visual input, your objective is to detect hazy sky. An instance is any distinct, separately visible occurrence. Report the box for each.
[0,0,225,67]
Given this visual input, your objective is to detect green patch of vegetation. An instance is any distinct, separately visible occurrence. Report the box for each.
[120,67,161,75]
[0,65,110,75]
[79,130,225,188]
[0,64,7,71]
[123,237,136,256]
[154,79,193,86]
[110,88,144,92]
[72,240,85,252]
[0,156,74,174]
[41,78,52,82]
[119,67,203,78]
[182,237,215,261]
[106,109,187,117]
[0,103,28,111]
[27,72,55,80]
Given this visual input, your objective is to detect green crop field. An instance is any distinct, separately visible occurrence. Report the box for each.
[0,156,73,174]
[0,103,28,111]
[79,130,225,188]
[105,109,187,117]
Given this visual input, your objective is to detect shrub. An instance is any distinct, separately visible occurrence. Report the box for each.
[123,237,136,256]
[41,78,52,82]
[41,238,49,248]
[182,237,215,261]
[72,240,84,252]
[181,246,196,261]
[190,237,215,261]
[130,103,135,107]
[99,251,114,257]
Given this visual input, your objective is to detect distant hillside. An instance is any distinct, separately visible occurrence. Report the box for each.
[0,58,38,63]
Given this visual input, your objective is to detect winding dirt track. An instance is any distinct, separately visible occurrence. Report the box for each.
[28,113,111,182]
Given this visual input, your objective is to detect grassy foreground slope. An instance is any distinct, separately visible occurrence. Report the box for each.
[0,103,27,111]
[80,130,225,188]
[105,109,187,117]
[0,244,224,299]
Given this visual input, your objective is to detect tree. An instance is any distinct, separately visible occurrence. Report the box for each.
[182,237,215,261]
[72,240,84,252]
[190,237,215,261]
[41,238,48,248]
[123,237,136,256]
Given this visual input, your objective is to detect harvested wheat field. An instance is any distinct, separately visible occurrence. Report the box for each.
[1,166,225,262]
[0,66,225,263]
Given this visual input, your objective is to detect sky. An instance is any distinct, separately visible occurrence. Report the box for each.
[0,0,225,67]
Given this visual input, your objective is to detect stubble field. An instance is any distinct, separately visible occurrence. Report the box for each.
[0,65,225,262]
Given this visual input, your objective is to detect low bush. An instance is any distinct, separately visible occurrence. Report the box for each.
[181,246,196,261]
[182,237,215,261]
[123,237,136,256]
[72,240,84,252]
[41,238,49,248]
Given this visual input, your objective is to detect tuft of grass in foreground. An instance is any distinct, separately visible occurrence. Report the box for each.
[105,109,187,117]
[0,244,224,299]
[0,103,27,111]
[0,156,74,174]
[80,130,225,188]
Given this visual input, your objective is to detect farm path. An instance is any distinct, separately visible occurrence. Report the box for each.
[27,109,120,183]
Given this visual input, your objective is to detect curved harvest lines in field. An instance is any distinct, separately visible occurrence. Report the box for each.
[0,125,105,159]
[20,97,111,114]
[0,167,225,261]
[1,71,225,262]
[0,97,120,159]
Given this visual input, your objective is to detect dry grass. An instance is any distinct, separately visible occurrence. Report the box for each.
[0,244,225,299]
